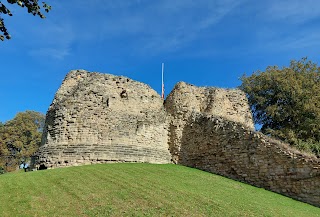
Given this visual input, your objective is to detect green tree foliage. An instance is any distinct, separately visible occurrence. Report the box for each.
[0,0,51,41]
[240,58,320,156]
[0,111,45,171]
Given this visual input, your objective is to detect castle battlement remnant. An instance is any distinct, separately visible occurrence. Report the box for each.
[36,70,320,207]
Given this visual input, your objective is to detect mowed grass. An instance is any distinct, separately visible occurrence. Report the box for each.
[0,164,319,217]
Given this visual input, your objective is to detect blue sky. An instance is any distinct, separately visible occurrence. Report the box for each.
[1,0,319,122]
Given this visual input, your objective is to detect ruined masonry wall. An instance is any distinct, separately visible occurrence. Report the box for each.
[38,70,171,167]
[165,81,254,162]
[177,114,320,207]
[37,70,320,207]
[165,81,320,207]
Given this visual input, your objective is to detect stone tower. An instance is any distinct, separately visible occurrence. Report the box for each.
[37,70,172,168]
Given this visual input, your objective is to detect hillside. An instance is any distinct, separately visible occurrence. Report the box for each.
[35,70,320,207]
[0,164,319,216]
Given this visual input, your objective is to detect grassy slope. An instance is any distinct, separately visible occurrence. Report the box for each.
[0,164,319,217]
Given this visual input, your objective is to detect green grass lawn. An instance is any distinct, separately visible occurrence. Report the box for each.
[0,163,319,217]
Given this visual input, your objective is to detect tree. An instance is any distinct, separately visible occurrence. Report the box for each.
[0,111,45,172]
[240,58,320,156]
[0,0,51,41]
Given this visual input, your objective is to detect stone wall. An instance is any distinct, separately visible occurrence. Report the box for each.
[36,70,320,207]
[165,81,254,163]
[176,113,320,207]
[37,70,171,168]
[164,82,320,207]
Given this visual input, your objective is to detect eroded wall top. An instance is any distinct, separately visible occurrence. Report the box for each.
[165,81,254,129]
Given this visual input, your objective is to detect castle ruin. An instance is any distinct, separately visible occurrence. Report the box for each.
[36,70,320,207]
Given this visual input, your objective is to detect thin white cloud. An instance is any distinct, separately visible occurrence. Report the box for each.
[12,0,245,58]
[74,0,144,10]
[0,2,75,60]
[27,21,75,60]
[235,1,320,55]
[265,0,320,23]
[29,47,71,60]
[89,0,244,54]
[12,0,320,60]
[264,31,320,52]
[3,2,76,60]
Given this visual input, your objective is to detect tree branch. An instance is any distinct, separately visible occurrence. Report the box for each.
[0,0,51,41]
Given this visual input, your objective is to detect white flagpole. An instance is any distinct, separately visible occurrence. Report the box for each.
[162,63,164,99]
